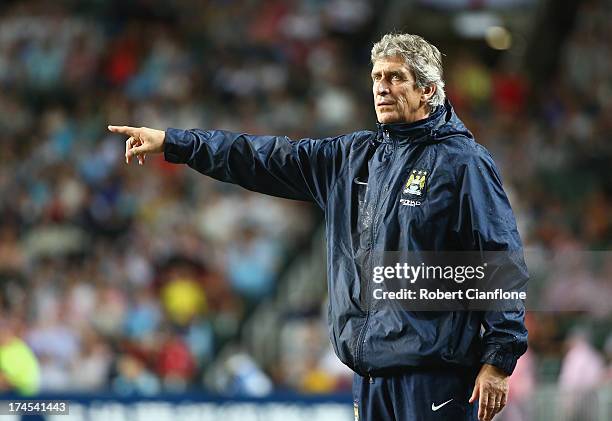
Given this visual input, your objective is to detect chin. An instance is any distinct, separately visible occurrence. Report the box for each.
[378,115,400,124]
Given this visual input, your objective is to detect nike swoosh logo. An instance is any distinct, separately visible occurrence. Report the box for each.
[431,399,453,411]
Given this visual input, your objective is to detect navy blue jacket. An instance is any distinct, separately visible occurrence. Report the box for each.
[164,101,528,376]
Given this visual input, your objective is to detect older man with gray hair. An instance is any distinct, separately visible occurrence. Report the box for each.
[109,33,528,421]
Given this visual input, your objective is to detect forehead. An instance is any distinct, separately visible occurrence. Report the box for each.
[371,56,410,74]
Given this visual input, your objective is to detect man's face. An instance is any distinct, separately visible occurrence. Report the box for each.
[372,56,429,124]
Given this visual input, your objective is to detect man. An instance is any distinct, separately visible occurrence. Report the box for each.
[109,33,527,421]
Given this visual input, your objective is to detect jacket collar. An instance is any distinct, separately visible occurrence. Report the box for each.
[376,102,447,144]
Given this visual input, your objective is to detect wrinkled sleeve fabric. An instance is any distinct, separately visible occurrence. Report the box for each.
[164,128,350,209]
[452,146,528,375]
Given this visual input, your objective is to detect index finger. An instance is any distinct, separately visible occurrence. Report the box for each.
[108,125,138,136]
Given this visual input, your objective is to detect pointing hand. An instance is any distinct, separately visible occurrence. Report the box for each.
[107,125,166,165]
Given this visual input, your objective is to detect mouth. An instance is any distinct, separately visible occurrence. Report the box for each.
[377,102,395,107]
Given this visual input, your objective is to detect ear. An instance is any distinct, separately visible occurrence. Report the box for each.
[421,84,436,103]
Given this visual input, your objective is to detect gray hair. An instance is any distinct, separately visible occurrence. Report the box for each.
[371,33,446,109]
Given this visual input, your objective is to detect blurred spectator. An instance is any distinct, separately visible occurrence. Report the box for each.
[70,330,112,391]
[604,334,612,384]
[160,274,206,327]
[26,313,79,391]
[559,329,605,391]
[558,329,605,421]
[0,318,40,396]
[123,287,161,340]
[226,224,281,303]
[223,352,273,397]
[156,331,196,392]
[112,354,160,396]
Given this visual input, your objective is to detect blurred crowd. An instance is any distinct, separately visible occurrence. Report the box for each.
[0,0,342,395]
[0,0,610,407]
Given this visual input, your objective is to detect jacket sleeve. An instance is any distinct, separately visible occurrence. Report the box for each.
[163,128,350,208]
[452,146,528,375]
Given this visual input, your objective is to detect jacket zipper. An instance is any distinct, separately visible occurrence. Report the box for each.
[354,129,396,374]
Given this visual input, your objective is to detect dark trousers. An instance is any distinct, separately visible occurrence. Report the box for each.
[352,367,479,421]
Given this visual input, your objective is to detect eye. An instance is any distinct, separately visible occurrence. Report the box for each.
[372,74,381,81]
[391,74,402,82]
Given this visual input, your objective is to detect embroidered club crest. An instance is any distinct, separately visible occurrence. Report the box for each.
[403,169,428,197]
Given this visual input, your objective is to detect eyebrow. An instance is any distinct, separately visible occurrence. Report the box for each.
[371,70,407,78]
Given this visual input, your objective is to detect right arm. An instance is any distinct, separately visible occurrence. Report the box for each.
[165,128,350,207]
[108,125,354,208]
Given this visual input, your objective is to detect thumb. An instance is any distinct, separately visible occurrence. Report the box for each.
[469,380,480,403]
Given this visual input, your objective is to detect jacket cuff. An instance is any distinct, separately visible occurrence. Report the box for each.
[480,345,518,376]
[164,128,196,164]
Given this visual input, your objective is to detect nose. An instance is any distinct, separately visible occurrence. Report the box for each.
[376,80,390,95]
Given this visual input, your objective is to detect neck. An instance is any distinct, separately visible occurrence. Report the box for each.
[413,109,430,122]
[384,109,430,125]
[410,104,432,123]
